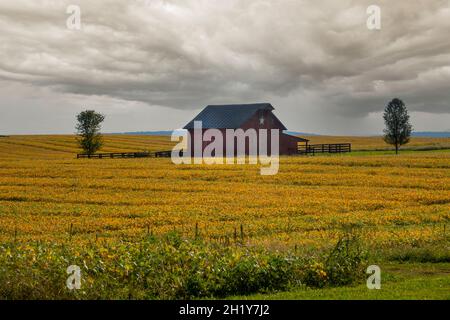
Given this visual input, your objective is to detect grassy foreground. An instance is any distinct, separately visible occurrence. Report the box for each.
[232,263,450,300]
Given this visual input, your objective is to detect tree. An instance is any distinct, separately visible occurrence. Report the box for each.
[383,98,412,154]
[76,110,105,155]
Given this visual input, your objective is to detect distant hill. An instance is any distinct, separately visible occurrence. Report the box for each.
[285,131,320,136]
[412,131,450,138]
[116,131,176,136]
[111,131,450,138]
[114,130,320,136]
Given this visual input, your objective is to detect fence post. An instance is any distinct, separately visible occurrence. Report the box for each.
[195,222,199,240]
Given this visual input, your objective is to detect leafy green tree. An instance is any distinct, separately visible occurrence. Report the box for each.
[383,98,412,154]
[76,110,105,155]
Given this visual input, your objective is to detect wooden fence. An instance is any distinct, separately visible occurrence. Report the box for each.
[76,150,178,159]
[297,143,351,155]
[77,144,351,159]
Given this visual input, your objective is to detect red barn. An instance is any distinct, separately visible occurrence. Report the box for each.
[183,103,308,156]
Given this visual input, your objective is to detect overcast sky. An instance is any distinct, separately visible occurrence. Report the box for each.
[1,0,449,135]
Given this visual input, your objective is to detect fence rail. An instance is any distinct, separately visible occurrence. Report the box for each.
[76,150,177,159]
[77,144,351,158]
[298,143,351,155]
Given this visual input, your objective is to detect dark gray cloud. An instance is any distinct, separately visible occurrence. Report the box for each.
[0,0,449,134]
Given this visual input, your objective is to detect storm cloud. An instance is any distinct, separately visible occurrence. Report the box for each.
[0,0,449,134]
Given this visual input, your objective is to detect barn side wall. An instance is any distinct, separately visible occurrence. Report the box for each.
[185,110,301,156]
[186,129,300,156]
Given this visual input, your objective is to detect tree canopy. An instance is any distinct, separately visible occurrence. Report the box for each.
[76,110,105,155]
[383,98,412,154]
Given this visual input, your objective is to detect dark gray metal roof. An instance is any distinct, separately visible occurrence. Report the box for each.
[183,103,275,129]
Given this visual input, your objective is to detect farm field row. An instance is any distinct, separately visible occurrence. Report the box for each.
[0,135,175,159]
[0,136,449,251]
[1,135,450,160]
[306,135,450,151]
[0,135,449,299]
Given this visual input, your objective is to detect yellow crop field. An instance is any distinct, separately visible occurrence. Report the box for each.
[0,134,449,299]
[0,135,449,250]
[306,135,450,151]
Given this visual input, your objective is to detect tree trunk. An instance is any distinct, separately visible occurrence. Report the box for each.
[395,143,399,155]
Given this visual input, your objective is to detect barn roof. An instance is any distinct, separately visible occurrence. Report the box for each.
[183,103,284,129]
[283,133,310,142]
